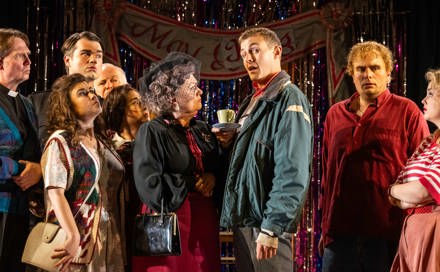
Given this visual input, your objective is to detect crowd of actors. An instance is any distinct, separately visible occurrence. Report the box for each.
[0,24,438,272]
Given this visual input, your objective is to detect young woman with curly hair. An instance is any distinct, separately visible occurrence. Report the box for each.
[42,73,125,271]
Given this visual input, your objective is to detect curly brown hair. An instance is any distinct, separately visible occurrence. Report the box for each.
[46,73,108,146]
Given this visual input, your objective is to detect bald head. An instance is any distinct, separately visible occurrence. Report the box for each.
[94,63,127,98]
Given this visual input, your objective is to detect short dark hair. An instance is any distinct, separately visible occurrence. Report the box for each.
[61,31,103,57]
[0,28,29,59]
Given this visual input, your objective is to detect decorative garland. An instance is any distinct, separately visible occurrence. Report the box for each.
[23,1,408,271]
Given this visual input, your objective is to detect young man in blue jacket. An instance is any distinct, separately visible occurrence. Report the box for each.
[214,27,313,271]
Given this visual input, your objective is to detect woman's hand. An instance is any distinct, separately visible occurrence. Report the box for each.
[388,181,434,209]
[52,234,80,272]
[195,172,216,197]
[47,188,81,272]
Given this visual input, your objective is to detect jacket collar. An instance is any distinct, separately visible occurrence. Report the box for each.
[253,71,291,101]
[161,114,197,129]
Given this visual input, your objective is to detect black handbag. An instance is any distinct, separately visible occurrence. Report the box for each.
[133,199,181,256]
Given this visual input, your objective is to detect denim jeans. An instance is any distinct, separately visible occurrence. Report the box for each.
[322,236,397,272]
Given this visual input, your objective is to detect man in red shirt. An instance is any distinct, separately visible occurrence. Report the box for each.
[319,41,429,271]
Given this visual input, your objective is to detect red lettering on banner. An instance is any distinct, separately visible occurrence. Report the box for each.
[166,40,203,57]
[131,23,172,49]
[130,22,203,57]
[280,33,296,56]
[211,39,241,71]
[97,4,345,85]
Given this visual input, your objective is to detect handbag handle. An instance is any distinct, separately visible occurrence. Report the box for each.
[72,181,99,219]
[159,198,164,224]
[140,198,167,224]
[44,179,99,223]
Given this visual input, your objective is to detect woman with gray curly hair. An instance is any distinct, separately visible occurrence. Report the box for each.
[132,52,222,272]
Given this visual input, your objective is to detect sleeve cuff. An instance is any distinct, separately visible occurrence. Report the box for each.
[261,228,275,237]
[419,177,440,204]
[261,221,283,236]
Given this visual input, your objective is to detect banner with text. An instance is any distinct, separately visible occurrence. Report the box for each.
[92,1,348,98]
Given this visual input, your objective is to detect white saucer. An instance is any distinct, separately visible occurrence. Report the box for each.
[212,122,241,131]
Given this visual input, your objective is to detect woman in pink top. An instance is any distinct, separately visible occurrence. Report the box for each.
[388,69,440,272]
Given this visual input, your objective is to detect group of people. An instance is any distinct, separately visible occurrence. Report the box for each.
[0,24,438,272]
[0,29,149,272]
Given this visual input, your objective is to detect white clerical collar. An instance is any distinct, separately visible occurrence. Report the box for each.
[7,90,18,97]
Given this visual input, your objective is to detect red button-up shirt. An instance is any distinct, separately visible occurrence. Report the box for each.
[320,90,429,246]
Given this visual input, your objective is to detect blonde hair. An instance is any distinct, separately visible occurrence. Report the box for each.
[425,69,440,90]
[346,41,394,76]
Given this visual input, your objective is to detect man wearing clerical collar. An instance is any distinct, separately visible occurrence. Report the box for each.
[0,28,42,272]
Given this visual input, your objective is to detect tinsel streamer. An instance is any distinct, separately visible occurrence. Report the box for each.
[351,0,407,96]
[392,9,407,96]
[293,52,317,272]
[21,1,411,272]
[311,47,328,272]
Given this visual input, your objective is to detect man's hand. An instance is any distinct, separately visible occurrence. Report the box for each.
[255,230,278,260]
[13,160,42,191]
[256,242,277,260]
[211,127,236,149]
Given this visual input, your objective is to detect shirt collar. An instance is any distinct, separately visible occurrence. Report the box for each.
[0,84,19,98]
[252,72,280,98]
[345,89,391,112]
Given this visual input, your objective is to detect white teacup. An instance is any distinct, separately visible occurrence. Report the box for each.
[217,109,235,123]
